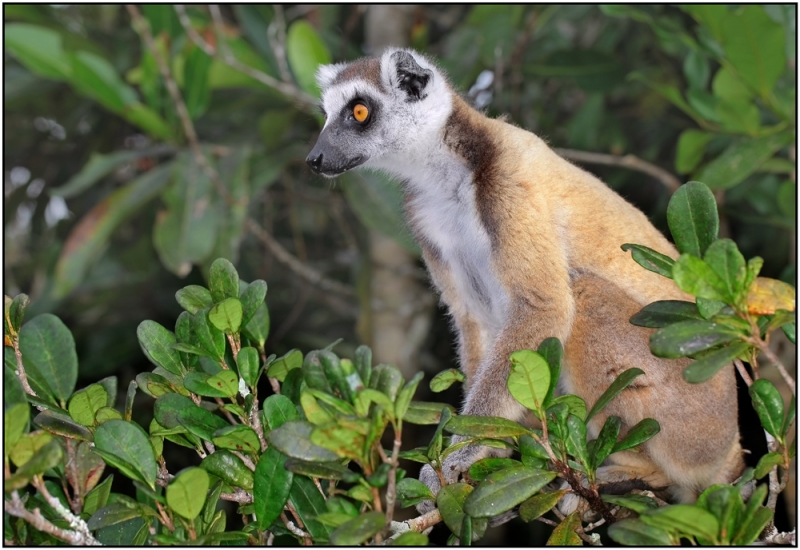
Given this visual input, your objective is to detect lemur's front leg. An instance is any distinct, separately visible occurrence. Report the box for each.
[418,296,574,511]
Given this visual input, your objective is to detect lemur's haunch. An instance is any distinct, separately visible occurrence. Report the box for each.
[307,48,743,505]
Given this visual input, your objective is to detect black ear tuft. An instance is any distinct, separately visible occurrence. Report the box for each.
[391,51,433,101]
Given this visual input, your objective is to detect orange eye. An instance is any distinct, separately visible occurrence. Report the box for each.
[353,103,369,122]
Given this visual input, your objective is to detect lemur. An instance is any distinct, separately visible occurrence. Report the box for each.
[306,48,743,506]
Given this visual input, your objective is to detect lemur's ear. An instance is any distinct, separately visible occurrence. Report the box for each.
[316,63,344,90]
[390,51,433,100]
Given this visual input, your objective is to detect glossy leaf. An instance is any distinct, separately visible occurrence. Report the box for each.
[667,181,718,257]
[612,418,661,453]
[550,395,587,421]
[18,313,78,406]
[608,518,673,546]
[749,379,784,440]
[468,458,522,481]
[682,341,749,383]
[694,133,793,190]
[507,349,550,412]
[519,490,567,522]
[403,401,455,425]
[564,415,590,468]
[445,415,530,438]
[396,477,435,507]
[464,466,557,518]
[208,297,243,334]
[9,431,51,468]
[284,458,360,482]
[437,483,487,543]
[167,467,208,520]
[87,503,142,531]
[254,447,293,530]
[370,363,404,401]
[396,371,424,421]
[5,402,30,458]
[262,394,299,430]
[206,369,238,398]
[237,346,260,389]
[629,300,702,328]
[330,511,385,546]
[267,420,339,462]
[602,493,660,514]
[546,511,582,545]
[353,345,373,387]
[430,368,465,392]
[200,449,254,491]
[704,239,747,303]
[137,320,184,376]
[175,285,213,314]
[6,439,64,490]
[192,308,226,362]
[208,258,239,302]
[590,415,621,470]
[82,474,113,516]
[34,409,92,441]
[266,349,302,382]
[391,532,429,545]
[68,384,108,426]
[621,244,675,278]
[239,280,267,330]
[672,254,732,302]
[213,425,261,454]
[289,475,333,541]
[182,372,228,398]
[650,320,742,358]
[94,420,157,489]
[640,504,719,543]
[586,368,644,422]
[176,404,228,442]
[311,421,368,461]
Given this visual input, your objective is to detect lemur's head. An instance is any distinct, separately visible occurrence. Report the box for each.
[306,48,451,178]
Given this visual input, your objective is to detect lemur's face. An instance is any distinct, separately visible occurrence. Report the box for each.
[306,49,446,178]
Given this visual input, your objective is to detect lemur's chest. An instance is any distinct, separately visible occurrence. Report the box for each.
[407,171,509,332]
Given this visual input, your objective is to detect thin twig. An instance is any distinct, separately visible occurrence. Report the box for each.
[220,488,254,504]
[175,5,316,112]
[734,358,753,386]
[10,335,44,410]
[5,491,101,546]
[126,5,235,207]
[232,450,257,472]
[268,5,293,83]
[31,479,101,545]
[758,343,796,396]
[245,218,357,299]
[383,429,403,533]
[555,148,682,193]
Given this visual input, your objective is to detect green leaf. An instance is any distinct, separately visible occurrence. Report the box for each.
[67,384,108,427]
[621,244,675,278]
[468,458,522,481]
[732,484,772,545]
[445,415,530,438]
[546,512,582,546]
[564,415,590,468]
[650,319,743,358]
[18,313,78,406]
[209,258,240,303]
[68,50,137,111]
[437,484,487,543]
[266,349,302,382]
[353,345,373,388]
[712,66,754,104]
[94,420,158,489]
[608,518,674,546]
[630,300,702,328]
[284,458,361,482]
[208,297,243,334]
[641,504,719,543]
[507,350,550,412]
[200,449,254,491]
[254,447,293,530]
[694,133,794,190]
[176,404,228,442]
[586,368,644,422]
[9,431,52,469]
[262,393,299,430]
[318,350,354,402]
[175,285,213,315]
[719,6,786,98]
[243,303,270,350]
[430,368,465,392]
[672,254,732,302]
[396,477,435,507]
[612,418,661,453]
[403,401,455,425]
[33,409,92,441]
[4,402,30,458]
[167,467,208,520]
[286,20,331,96]
[153,393,195,429]
[330,511,385,546]
[464,466,557,518]
[192,308,226,362]
[82,475,113,516]
[267,420,339,462]
[289,475,334,541]
[704,239,747,302]
[206,369,238,398]
[87,503,142,531]
[6,439,64,491]
[5,23,72,80]
[667,181,719,257]
[749,379,785,440]
[590,415,621,471]
[519,490,567,522]
[301,391,334,425]
[370,363,404,401]
[676,129,713,174]
[53,164,173,298]
[311,421,368,461]
[154,156,218,277]
[239,280,267,328]
[137,320,184,376]
[391,532,429,545]
[182,372,228,398]
[7,294,30,335]
[682,341,750,383]
[683,50,709,91]
[396,372,424,421]
[236,346,260,390]
[550,395,587,421]
[212,425,261,454]
[183,46,212,119]
[602,493,660,514]
[538,338,563,407]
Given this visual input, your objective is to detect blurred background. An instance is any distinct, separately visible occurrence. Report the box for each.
[4,4,796,543]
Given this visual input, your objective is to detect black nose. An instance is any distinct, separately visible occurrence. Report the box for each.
[306,152,323,173]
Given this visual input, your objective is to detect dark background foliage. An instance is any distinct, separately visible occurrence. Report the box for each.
[4,4,796,543]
